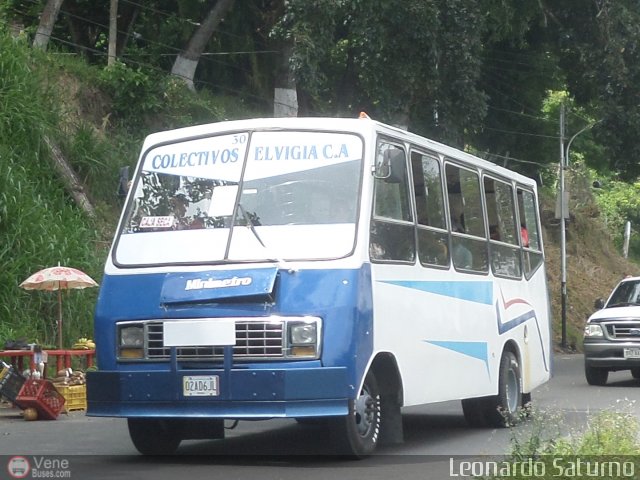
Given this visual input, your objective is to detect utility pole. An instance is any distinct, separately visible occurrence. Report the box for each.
[559,112,600,350]
[559,104,567,350]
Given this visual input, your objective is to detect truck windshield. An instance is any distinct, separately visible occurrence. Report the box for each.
[114,130,364,266]
[608,280,640,307]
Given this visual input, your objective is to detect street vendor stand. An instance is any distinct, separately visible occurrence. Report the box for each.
[0,349,95,378]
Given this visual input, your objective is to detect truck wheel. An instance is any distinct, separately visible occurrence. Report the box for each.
[128,418,181,455]
[585,365,608,386]
[331,371,381,457]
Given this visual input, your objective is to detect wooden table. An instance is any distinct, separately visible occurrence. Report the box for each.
[0,349,95,376]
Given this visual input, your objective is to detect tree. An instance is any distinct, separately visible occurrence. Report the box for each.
[545,0,640,179]
[33,0,64,50]
[171,0,236,90]
[108,0,117,66]
[274,0,501,144]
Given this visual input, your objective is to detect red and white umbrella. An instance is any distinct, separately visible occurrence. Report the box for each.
[20,265,99,349]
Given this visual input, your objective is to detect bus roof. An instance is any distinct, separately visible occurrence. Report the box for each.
[141,116,537,187]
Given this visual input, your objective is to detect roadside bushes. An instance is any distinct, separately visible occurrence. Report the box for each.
[0,28,102,347]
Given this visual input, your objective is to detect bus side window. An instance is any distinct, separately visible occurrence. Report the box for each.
[517,188,543,276]
[445,163,488,273]
[484,176,521,278]
[411,151,449,267]
[370,142,415,262]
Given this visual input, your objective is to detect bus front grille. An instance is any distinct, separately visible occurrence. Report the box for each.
[145,320,285,360]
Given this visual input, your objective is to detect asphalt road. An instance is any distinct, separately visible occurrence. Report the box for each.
[0,354,638,480]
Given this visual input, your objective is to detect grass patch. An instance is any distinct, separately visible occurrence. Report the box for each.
[478,409,640,479]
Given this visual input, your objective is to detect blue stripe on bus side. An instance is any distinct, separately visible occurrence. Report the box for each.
[379,280,493,305]
[496,303,549,373]
[423,340,489,372]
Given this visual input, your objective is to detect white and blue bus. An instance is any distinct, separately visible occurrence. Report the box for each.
[87,116,552,456]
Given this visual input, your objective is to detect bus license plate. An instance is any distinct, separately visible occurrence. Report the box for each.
[183,376,219,396]
[623,348,640,359]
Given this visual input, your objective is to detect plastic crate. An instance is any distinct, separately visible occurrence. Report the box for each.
[0,365,26,403]
[15,379,65,420]
[54,384,86,412]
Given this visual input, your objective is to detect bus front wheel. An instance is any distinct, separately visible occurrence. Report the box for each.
[331,371,381,457]
[128,418,181,455]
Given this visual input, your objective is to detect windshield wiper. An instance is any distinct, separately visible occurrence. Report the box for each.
[236,204,293,271]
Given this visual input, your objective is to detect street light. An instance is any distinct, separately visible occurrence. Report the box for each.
[560,117,600,349]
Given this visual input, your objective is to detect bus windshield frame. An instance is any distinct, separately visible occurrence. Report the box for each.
[113,129,365,267]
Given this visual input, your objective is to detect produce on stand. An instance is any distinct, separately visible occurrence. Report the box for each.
[52,368,87,412]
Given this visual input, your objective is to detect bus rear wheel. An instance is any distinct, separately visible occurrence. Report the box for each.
[485,351,522,427]
[462,352,523,428]
[331,371,381,457]
[128,418,181,455]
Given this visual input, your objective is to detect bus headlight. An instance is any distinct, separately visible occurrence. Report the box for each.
[584,323,604,338]
[287,320,320,358]
[290,322,317,344]
[118,324,144,359]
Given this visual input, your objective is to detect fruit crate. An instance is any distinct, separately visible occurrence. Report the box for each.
[15,379,65,420]
[54,384,86,412]
[0,365,26,404]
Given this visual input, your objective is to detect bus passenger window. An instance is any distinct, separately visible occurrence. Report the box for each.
[445,163,488,273]
[411,151,449,267]
[517,188,543,276]
[484,176,521,278]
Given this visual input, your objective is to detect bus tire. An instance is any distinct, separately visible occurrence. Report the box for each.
[330,371,381,458]
[631,367,640,380]
[585,365,608,386]
[128,418,181,455]
[485,351,522,427]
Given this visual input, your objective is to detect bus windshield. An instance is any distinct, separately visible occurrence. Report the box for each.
[114,130,364,266]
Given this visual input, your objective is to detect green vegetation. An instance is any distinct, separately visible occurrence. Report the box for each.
[593,180,640,263]
[480,409,640,479]
[0,2,639,350]
[0,27,253,348]
[0,32,101,346]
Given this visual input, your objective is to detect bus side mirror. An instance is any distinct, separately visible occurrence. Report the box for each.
[373,155,391,179]
[373,149,405,182]
[594,298,605,310]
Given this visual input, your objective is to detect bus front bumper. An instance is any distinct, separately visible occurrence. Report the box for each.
[86,366,350,418]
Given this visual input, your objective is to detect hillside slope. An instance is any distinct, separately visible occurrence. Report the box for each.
[542,167,638,350]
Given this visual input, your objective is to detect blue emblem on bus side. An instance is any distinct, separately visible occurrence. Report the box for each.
[160,267,278,303]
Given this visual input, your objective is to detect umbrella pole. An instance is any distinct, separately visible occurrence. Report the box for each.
[58,288,63,350]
